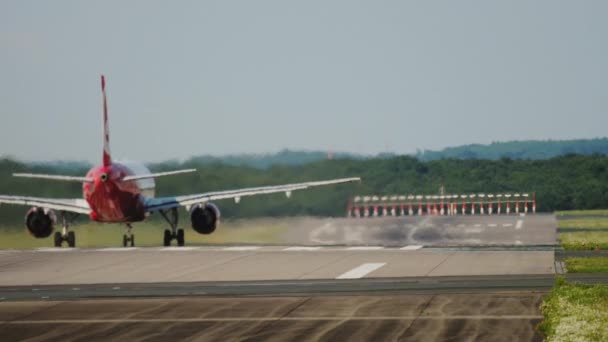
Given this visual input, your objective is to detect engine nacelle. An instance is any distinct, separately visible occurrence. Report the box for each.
[190,203,220,235]
[25,207,56,238]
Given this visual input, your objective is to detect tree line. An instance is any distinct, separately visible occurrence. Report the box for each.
[0,154,607,226]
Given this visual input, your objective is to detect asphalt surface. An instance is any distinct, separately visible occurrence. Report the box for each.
[0,247,555,286]
[0,291,546,341]
[0,214,560,341]
[283,214,556,246]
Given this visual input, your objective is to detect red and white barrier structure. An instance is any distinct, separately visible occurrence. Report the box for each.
[348,192,537,217]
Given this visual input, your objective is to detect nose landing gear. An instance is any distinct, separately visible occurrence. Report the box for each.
[123,223,135,247]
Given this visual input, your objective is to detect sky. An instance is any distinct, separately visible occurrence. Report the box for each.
[1,1,607,163]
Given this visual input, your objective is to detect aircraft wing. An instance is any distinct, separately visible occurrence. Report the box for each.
[144,177,361,212]
[0,195,91,215]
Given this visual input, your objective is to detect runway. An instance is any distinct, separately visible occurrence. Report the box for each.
[0,214,558,341]
[0,246,555,286]
[0,292,545,341]
[282,214,556,246]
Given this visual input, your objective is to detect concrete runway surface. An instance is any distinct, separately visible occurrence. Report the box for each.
[0,247,555,286]
[0,214,557,341]
[282,214,556,246]
[0,292,545,341]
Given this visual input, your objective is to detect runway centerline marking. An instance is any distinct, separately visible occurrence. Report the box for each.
[488,224,497,227]
[283,247,321,251]
[516,220,523,230]
[337,262,386,279]
[400,245,423,251]
[346,246,384,251]
[223,246,261,251]
[503,224,513,227]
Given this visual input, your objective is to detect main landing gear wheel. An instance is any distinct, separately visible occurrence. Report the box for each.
[53,211,79,248]
[159,208,185,247]
[54,232,62,247]
[177,229,185,247]
[163,229,172,247]
[67,231,76,248]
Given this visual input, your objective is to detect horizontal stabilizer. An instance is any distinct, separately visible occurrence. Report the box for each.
[121,169,197,182]
[13,173,94,183]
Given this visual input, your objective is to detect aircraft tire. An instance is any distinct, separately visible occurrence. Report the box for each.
[163,229,172,247]
[177,229,185,247]
[123,234,128,247]
[130,234,135,247]
[53,232,62,247]
[67,231,76,248]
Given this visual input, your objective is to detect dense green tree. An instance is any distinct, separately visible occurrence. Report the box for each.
[0,155,607,227]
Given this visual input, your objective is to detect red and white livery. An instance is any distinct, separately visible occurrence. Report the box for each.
[0,76,360,247]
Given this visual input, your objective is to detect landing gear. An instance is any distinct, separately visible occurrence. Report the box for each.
[53,212,79,248]
[123,224,135,247]
[160,208,184,247]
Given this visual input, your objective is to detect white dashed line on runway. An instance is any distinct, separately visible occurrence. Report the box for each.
[36,248,77,252]
[516,220,523,230]
[282,247,321,251]
[346,246,384,251]
[96,247,140,252]
[159,247,200,251]
[223,246,261,251]
[503,224,513,227]
[337,263,386,279]
[400,245,423,251]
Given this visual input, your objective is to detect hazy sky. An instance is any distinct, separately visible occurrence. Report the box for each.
[1,1,607,163]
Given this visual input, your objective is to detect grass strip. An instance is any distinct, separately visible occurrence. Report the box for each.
[559,232,608,251]
[555,209,608,217]
[539,277,608,341]
[565,257,608,273]
[0,218,287,249]
[558,218,608,229]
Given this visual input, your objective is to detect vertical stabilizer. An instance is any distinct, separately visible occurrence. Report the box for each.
[101,75,112,166]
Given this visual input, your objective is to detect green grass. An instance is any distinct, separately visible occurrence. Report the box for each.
[559,232,608,251]
[539,277,608,341]
[0,218,288,249]
[565,257,608,273]
[558,218,608,229]
[556,209,608,217]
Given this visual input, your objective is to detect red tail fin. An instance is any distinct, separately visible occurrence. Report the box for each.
[101,75,112,166]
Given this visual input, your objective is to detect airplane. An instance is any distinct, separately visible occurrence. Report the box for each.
[0,76,360,248]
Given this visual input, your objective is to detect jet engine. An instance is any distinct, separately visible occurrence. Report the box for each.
[190,203,220,234]
[25,207,56,238]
